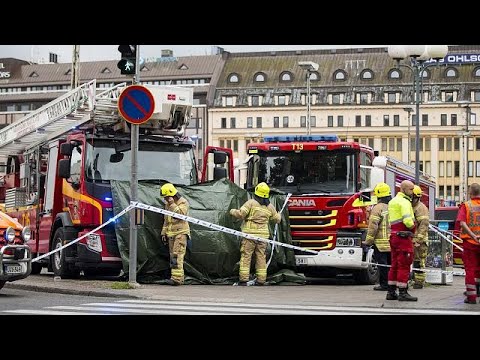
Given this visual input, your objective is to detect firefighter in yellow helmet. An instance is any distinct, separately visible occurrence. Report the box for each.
[229,182,281,286]
[411,185,430,289]
[160,183,190,286]
[362,182,392,291]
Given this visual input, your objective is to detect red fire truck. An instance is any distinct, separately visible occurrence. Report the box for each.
[0,81,233,278]
[245,134,436,284]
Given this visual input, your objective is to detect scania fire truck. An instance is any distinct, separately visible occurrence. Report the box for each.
[245,134,435,284]
[0,80,232,278]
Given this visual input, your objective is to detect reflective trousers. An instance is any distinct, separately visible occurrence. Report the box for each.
[167,234,187,284]
[239,238,267,284]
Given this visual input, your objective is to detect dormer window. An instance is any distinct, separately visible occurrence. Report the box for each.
[228,73,240,83]
[360,69,373,80]
[334,70,347,81]
[280,71,293,82]
[254,72,266,83]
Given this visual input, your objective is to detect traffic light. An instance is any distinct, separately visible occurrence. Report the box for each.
[117,45,137,75]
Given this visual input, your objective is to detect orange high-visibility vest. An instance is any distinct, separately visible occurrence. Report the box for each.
[460,199,480,246]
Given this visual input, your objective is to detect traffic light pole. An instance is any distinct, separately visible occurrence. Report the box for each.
[128,45,140,287]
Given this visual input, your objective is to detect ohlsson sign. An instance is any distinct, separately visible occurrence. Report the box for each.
[426,53,480,65]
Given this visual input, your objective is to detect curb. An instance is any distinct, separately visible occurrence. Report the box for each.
[4,282,143,299]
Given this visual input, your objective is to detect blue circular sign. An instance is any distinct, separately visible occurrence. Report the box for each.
[118,85,155,124]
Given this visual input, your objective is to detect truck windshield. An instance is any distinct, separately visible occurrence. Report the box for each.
[252,150,357,195]
[84,141,197,185]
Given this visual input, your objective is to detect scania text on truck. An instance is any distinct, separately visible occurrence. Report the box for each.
[244,134,435,284]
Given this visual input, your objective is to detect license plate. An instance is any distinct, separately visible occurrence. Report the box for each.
[296,257,308,266]
[4,265,22,275]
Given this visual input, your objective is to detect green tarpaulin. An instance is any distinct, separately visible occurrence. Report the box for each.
[111,178,305,285]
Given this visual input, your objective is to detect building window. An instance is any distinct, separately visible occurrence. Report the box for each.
[454,161,460,177]
[394,115,400,126]
[228,73,240,83]
[254,72,266,83]
[475,91,480,102]
[368,138,374,148]
[446,138,452,151]
[338,116,344,127]
[365,115,371,127]
[422,114,428,126]
[439,138,445,151]
[383,115,389,127]
[445,67,458,78]
[311,116,316,127]
[388,69,401,79]
[469,161,474,177]
[230,118,236,129]
[301,116,306,128]
[360,93,369,104]
[252,96,260,106]
[283,116,289,127]
[439,185,444,198]
[425,137,431,151]
[441,114,447,126]
[328,116,334,127]
[274,117,279,128]
[225,96,234,106]
[382,138,387,152]
[221,118,226,129]
[396,138,402,151]
[247,117,253,128]
[439,161,445,177]
[219,140,225,147]
[360,69,373,80]
[474,67,480,77]
[332,94,341,104]
[233,140,238,152]
[355,115,361,127]
[454,138,460,151]
[387,93,396,104]
[444,91,454,102]
[451,114,457,126]
[256,117,262,128]
[446,161,452,177]
[477,162,480,177]
[278,95,286,105]
[476,138,480,150]
[280,71,293,82]
[309,72,320,81]
[333,70,347,81]
[389,138,395,151]
[421,69,430,79]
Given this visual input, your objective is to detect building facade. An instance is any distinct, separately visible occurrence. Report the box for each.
[209,46,480,203]
[0,51,227,172]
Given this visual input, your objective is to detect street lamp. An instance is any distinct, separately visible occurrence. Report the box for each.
[403,107,414,164]
[388,45,449,184]
[298,61,319,135]
[458,101,473,202]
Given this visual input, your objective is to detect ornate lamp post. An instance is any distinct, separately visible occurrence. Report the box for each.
[388,45,449,184]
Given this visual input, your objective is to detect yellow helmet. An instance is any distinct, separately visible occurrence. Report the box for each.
[413,185,422,198]
[255,182,270,198]
[161,183,178,197]
[373,182,391,198]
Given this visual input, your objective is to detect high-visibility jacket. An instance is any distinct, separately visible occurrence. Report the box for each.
[365,202,391,252]
[161,197,191,237]
[460,198,480,246]
[413,201,430,244]
[230,199,281,238]
[388,192,415,231]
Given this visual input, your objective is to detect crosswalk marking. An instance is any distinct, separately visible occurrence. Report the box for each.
[4,299,480,315]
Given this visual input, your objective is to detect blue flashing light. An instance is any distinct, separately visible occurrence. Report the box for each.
[264,134,339,143]
[105,197,112,201]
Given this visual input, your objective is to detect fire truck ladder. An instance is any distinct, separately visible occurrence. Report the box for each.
[93,82,127,125]
[383,155,435,183]
[0,79,97,156]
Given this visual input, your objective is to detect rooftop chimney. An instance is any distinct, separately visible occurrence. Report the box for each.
[161,49,174,58]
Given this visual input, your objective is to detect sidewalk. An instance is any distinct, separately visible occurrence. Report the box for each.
[4,271,473,311]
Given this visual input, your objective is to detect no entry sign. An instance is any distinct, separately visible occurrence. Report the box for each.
[118,85,155,125]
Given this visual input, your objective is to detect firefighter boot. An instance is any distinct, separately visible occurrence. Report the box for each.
[398,287,418,302]
[386,285,398,300]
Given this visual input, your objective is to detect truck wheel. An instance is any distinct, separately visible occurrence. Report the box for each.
[0,281,5,290]
[51,228,80,279]
[31,262,43,275]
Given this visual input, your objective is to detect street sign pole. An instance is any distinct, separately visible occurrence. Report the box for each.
[129,45,140,287]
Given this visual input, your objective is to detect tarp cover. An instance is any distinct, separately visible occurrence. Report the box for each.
[111,178,305,285]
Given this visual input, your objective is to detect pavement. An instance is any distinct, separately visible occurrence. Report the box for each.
[4,268,477,311]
